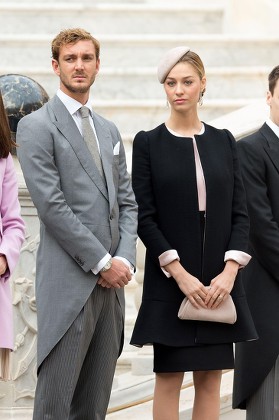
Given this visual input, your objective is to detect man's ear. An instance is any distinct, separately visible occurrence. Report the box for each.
[266,90,272,106]
[52,59,60,76]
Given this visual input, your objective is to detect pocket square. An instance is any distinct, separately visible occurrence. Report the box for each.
[113,142,120,155]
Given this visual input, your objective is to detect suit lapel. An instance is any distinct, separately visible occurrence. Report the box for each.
[261,123,279,174]
[48,96,108,200]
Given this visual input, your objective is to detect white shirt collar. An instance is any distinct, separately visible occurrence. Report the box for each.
[266,118,279,139]
[56,89,93,117]
[166,123,205,137]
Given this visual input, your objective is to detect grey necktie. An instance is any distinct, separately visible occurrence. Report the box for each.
[79,106,104,179]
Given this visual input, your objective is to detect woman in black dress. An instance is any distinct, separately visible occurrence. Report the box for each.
[130,46,257,419]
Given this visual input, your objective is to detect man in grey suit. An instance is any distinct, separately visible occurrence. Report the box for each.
[17,28,138,419]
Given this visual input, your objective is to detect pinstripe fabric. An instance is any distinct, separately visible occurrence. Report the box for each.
[32,285,123,420]
[246,355,279,420]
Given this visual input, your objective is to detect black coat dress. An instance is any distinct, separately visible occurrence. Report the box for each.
[130,123,257,351]
[233,124,279,409]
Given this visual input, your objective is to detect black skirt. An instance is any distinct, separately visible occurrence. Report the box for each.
[153,212,234,373]
[153,342,234,373]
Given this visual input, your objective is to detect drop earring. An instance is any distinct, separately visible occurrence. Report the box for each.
[198,89,205,106]
[198,91,203,106]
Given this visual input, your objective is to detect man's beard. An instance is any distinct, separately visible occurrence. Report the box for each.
[61,74,95,94]
[67,84,90,94]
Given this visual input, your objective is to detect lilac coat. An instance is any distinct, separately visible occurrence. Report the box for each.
[0,154,25,350]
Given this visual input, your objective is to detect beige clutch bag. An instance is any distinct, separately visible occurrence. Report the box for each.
[178,294,237,324]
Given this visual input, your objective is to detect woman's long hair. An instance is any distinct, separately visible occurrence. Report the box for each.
[0,92,15,158]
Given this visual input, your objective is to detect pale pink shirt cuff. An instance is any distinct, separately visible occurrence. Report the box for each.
[159,249,251,278]
[224,250,251,269]
[159,250,180,278]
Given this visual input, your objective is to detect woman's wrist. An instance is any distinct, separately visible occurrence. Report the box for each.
[224,259,239,277]
[164,259,183,279]
[164,260,192,284]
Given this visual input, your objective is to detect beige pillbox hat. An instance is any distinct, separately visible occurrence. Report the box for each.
[157,46,190,83]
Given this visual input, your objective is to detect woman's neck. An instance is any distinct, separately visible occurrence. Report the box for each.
[166,111,202,137]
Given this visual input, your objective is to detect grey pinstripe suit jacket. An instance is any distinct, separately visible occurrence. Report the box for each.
[17,95,138,369]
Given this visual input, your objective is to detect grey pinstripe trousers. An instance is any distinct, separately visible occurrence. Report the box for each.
[32,285,123,420]
[246,355,279,420]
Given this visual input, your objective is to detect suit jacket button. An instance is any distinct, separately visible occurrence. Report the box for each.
[109,215,113,220]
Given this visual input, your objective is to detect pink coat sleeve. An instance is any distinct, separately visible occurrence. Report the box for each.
[0,154,25,281]
[0,154,25,350]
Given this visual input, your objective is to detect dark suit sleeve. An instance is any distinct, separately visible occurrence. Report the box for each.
[132,131,173,260]
[237,137,279,281]
[225,130,250,253]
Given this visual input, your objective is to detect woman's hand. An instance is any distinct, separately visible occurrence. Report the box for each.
[205,260,239,308]
[163,260,208,309]
[0,254,8,276]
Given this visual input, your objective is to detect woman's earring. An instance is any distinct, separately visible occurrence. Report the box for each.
[166,99,170,108]
[198,91,204,106]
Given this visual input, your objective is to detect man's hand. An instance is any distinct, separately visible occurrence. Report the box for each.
[98,258,132,289]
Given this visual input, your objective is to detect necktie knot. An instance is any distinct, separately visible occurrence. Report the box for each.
[80,106,90,119]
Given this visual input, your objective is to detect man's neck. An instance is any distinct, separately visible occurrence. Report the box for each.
[59,87,89,105]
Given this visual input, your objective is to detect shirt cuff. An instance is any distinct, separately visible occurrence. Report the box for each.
[92,253,111,275]
[159,250,180,278]
[224,250,251,269]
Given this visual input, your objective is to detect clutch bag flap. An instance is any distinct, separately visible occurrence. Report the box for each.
[178,294,237,324]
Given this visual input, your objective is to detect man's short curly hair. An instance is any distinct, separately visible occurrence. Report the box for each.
[51,28,100,61]
[268,65,279,95]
